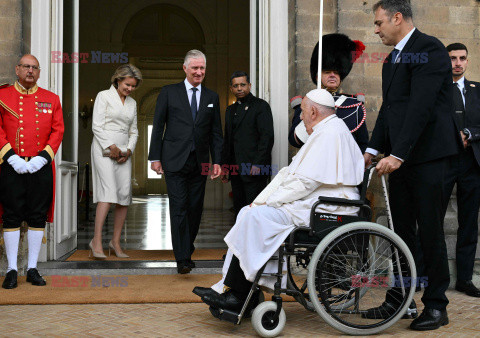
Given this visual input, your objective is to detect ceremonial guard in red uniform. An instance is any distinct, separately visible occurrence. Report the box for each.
[0,54,64,289]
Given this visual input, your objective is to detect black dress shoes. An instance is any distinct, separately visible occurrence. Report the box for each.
[177,261,192,274]
[187,259,196,269]
[455,280,480,297]
[193,286,218,298]
[410,308,448,331]
[2,270,18,289]
[363,300,417,319]
[202,290,244,312]
[26,268,46,286]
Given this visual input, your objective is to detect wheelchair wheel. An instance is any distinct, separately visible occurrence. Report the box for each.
[287,245,373,312]
[307,222,416,335]
[251,301,286,338]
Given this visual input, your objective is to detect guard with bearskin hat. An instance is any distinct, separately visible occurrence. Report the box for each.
[289,33,368,152]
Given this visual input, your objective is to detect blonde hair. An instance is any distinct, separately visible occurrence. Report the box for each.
[111,64,143,88]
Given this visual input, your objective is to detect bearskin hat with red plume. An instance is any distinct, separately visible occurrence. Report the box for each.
[310,33,366,84]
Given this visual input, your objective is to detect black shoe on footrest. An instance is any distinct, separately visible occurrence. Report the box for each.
[193,286,218,298]
[202,290,244,313]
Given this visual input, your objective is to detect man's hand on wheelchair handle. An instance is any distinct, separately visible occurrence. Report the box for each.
[376,156,402,176]
[363,152,375,168]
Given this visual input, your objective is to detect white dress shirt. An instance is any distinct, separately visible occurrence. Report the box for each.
[184,78,201,110]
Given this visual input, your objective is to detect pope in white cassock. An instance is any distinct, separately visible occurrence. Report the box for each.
[193,88,365,314]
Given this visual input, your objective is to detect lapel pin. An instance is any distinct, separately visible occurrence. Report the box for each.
[245,106,248,111]
[470,84,476,87]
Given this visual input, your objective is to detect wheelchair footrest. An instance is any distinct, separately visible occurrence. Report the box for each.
[209,306,241,324]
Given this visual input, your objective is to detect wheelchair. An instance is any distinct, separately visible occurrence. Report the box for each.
[211,165,417,336]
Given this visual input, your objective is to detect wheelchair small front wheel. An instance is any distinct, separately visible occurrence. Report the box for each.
[251,301,286,338]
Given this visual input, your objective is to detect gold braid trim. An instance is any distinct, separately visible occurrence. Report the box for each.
[0,99,19,119]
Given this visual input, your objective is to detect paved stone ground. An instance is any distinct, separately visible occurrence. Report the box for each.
[0,290,479,336]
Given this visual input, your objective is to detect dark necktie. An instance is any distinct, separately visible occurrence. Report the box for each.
[453,83,465,130]
[191,87,198,122]
[391,48,400,65]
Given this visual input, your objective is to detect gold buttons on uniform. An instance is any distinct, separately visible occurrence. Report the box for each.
[20,141,24,145]
[19,120,23,123]
[19,108,23,111]
[21,149,24,152]
[35,114,38,117]
[36,135,39,138]
[19,114,23,117]
[36,127,39,130]
[36,121,39,124]
[20,134,24,138]
[35,96,38,99]
[20,96,23,99]
[20,127,23,130]
[37,142,40,146]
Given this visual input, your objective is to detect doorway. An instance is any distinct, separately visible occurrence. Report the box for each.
[75,0,250,252]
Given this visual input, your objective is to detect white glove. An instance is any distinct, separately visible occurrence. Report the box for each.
[26,156,48,174]
[7,155,28,174]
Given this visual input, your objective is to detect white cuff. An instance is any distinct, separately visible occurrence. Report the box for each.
[365,148,379,156]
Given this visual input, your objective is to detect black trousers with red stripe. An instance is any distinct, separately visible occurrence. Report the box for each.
[0,161,52,229]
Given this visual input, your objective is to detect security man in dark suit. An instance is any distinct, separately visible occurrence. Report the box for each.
[443,42,480,298]
[363,0,462,330]
[220,71,274,216]
[148,49,223,274]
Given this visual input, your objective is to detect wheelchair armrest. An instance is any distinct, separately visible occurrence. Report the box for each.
[316,196,365,207]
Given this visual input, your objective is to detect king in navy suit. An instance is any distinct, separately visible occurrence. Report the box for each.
[148,50,223,274]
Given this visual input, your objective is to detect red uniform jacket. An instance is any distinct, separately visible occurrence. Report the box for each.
[0,82,65,223]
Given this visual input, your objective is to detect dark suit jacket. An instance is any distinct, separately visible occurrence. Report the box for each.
[463,79,480,166]
[368,29,461,164]
[222,93,274,181]
[148,81,223,172]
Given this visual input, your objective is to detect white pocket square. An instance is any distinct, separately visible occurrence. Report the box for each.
[208,103,214,107]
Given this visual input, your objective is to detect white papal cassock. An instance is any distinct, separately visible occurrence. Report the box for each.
[212,114,365,292]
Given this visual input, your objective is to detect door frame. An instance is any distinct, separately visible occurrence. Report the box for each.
[31,0,79,261]
[31,0,288,261]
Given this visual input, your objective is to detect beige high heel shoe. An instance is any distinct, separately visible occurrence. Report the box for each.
[109,240,129,258]
[89,240,106,259]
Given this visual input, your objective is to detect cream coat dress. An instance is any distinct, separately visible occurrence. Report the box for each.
[91,86,138,205]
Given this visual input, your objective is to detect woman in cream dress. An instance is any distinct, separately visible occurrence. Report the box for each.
[90,64,142,259]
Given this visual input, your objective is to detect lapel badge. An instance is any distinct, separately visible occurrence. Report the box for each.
[48,109,52,114]
[470,84,476,87]
[245,106,248,111]
[43,109,47,113]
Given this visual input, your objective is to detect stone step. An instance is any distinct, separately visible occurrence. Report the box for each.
[17,260,224,277]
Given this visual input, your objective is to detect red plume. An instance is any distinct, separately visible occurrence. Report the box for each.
[352,40,366,62]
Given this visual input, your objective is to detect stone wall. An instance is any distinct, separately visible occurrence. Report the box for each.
[0,0,23,84]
